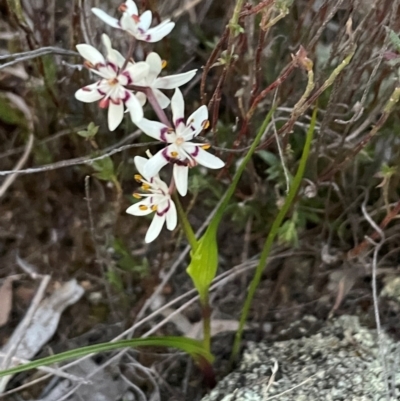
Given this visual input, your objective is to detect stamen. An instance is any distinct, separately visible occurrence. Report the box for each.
[139,205,148,210]
[133,193,142,199]
[171,151,179,158]
[141,184,150,191]
[134,174,143,182]
[201,143,211,150]
[161,60,167,69]
[151,205,157,211]
[203,120,210,129]
[108,77,119,85]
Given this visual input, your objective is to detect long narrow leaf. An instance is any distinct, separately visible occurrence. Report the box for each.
[187,108,276,301]
[0,336,213,378]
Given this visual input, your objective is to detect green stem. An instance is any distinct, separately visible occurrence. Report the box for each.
[230,107,318,362]
[201,295,212,354]
[229,0,246,32]
[173,193,198,250]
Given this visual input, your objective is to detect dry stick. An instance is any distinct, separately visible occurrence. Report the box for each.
[347,198,400,259]
[259,47,355,151]
[0,275,51,371]
[360,195,391,400]
[239,0,274,17]
[0,141,159,177]
[84,176,116,317]
[1,250,302,397]
[319,86,400,182]
[0,134,33,199]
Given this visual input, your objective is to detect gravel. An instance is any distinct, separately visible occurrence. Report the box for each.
[201,315,400,401]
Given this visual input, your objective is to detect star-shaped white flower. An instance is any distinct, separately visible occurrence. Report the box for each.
[137,89,225,196]
[92,0,174,43]
[135,52,197,109]
[75,34,148,131]
[126,156,177,243]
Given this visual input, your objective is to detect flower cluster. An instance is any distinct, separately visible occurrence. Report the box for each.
[75,0,224,242]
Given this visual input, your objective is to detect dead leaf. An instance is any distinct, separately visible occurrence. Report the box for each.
[0,277,14,327]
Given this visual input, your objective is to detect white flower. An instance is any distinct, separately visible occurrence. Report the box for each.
[137,89,225,197]
[135,52,197,109]
[75,34,148,131]
[126,156,177,243]
[92,0,174,43]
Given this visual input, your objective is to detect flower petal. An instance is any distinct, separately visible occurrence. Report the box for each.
[153,88,170,109]
[101,34,125,67]
[138,10,152,31]
[143,149,169,177]
[154,70,197,89]
[91,8,120,29]
[136,91,147,106]
[145,213,166,243]
[126,199,153,216]
[125,61,149,82]
[145,52,163,83]
[120,13,138,35]
[75,84,103,102]
[125,0,138,15]
[136,118,170,141]
[186,105,208,133]
[173,165,189,196]
[133,156,148,178]
[108,101,124,131]
[189,146,225,169]
[76,44,105,65]
[125,93,144,123]
[171,88,185,128]
[166,200,177,230]
[144,21,175,43]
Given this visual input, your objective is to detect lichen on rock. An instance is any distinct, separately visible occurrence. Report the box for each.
[202,315,400,401]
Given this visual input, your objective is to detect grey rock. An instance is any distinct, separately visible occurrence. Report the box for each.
[202,316,400,401]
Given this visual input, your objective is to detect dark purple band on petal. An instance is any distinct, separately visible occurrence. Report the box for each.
[160,127,169,142]
[122,71,132,84]
[123,91,131,102]
[175,117,184,128]
[108,62,118,72]
[98,88,106,96]
[156,201,171,216]
[190,147,199,157]
[162,148,171,161]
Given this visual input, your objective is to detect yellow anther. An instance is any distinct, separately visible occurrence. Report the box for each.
[141,184,150,191]
[134,174,142,182]
[161,60,167,69]
[151,205,157,211]
[201,143,211,150]
[139,205,148,210]
[133,193,142,199]
[203,120,210,129]
[171,151,179,158]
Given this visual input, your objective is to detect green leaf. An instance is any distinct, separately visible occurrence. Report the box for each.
[186,225,218,302]
[0,337,213,378]
[113,238,148,276]
[186,108,276,301]
[92,156,115,181]
[0,93,27,126]
[77,122,99,139]
[386,27,400,52]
